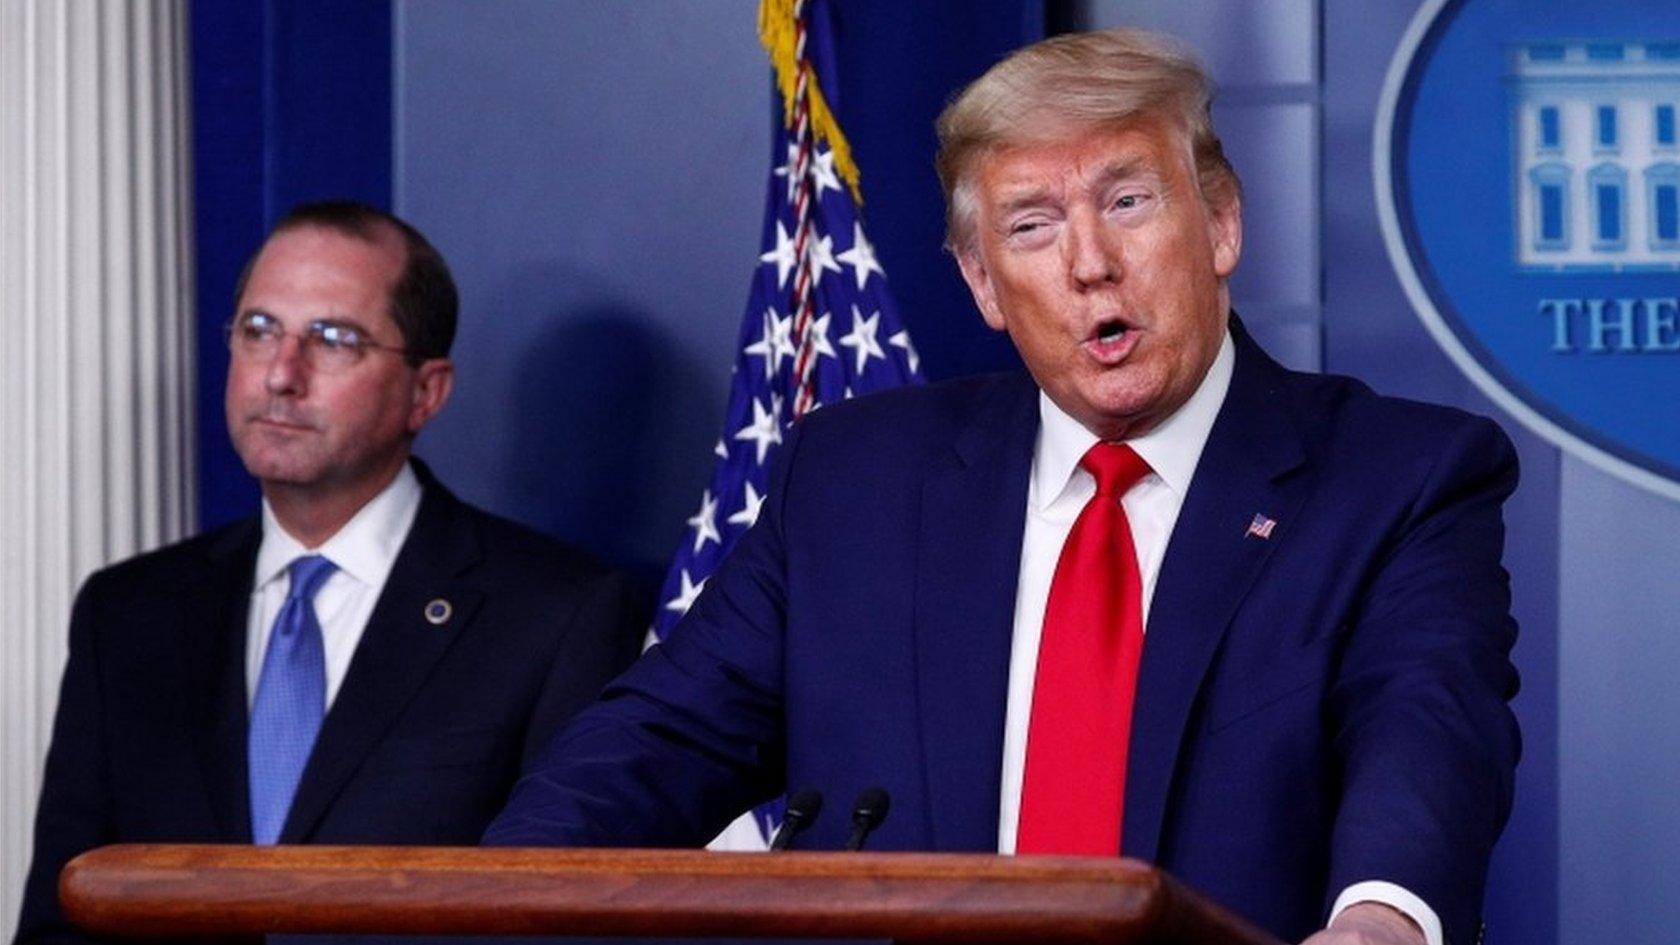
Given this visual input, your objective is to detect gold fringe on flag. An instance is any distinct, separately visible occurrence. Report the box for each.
[758,0,864,204]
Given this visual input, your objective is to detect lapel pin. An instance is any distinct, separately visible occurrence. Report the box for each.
[424,598,453,625]
[1244,513,1277,540]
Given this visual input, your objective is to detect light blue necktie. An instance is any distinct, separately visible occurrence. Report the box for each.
[248,554,337,844]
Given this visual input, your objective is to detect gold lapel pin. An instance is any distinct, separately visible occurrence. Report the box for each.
[424,598,453,626]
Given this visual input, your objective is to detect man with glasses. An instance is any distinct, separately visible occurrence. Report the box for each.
[16,201,644,944]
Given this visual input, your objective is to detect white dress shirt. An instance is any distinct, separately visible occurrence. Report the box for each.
[993,332,1442,945]
[245,463,423,709]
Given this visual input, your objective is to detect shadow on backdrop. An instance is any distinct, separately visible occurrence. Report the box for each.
[496,303,717,598]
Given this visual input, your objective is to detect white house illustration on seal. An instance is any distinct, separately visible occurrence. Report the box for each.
[1509,40,1680,271]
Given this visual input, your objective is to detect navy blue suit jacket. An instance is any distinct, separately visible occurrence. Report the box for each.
[487,327,1520,945]
[17,464,644,945]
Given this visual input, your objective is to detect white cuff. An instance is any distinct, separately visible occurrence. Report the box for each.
[1329,881,1443,945]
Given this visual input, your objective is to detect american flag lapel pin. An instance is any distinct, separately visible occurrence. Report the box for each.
[1244,513,1277,540]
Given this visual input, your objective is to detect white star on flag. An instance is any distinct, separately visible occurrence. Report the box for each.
[772,142,800,203]
[728,481,766,529]
[809,147,843,197]
[803,311,837,361]
[760,221,798,289]
[804,230,842,289]
[687,489,722,552]
[743,307,795,379]
[836,222,885,290]
[664,569,706,615]
[889,329,920,374]
[839,305,886,374]
[734,396,784,465]
[713,438,728,459]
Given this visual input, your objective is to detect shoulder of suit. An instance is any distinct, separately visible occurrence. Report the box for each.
[78,516,259,597]
[1266,362,1516,478]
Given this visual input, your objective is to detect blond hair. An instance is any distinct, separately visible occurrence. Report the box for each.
[935,28,1241,253]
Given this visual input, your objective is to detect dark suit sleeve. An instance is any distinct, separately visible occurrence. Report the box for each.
[1324,416,1522,945]
[15,579,113,945]
[482,432,804,848]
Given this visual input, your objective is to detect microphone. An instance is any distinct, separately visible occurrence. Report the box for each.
[842,787,890,851]
[769,788,824,851]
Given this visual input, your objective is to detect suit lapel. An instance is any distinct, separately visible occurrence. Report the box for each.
[280,478,486,842]
[187,519,261,841]
[1121,329,1311,862]
[914,375,1038,851]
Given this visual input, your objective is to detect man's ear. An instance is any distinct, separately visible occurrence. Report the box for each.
[407,358,454,433]
[1207,187,1243,279]
[956,248,1008,332]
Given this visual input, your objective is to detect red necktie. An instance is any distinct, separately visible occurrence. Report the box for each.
[1017,442,1151,855]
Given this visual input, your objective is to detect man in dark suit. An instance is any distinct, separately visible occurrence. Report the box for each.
[485,29,1519,945]
[16,201,644,944]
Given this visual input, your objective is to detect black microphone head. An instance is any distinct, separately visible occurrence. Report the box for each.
[851,786,890,828]
[769,788,825,851]
[785,788,824,826]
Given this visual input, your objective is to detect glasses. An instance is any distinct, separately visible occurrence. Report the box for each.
[225,311,412,374]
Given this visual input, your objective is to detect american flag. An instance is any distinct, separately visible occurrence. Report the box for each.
[649,0,924,844]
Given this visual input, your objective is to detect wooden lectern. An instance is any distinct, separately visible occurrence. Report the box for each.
[60,844,1283,944]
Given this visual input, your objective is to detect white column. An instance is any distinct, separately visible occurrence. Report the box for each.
[0,0,196,934]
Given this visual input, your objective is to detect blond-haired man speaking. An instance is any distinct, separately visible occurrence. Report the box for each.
[489,31,1519,945]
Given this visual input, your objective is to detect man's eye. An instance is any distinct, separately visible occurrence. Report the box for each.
[313,324,363,350]
[239,315,279,340]
[1114,194,1143,210]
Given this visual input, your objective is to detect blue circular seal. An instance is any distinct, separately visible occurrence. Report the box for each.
[1377,0,1680,500]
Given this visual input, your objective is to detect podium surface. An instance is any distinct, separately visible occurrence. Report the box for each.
[61,844,1284,944]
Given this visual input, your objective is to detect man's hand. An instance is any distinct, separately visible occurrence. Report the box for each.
[1300,902,1427,945]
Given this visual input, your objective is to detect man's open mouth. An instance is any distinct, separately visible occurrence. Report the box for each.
[1094,320,1128,344]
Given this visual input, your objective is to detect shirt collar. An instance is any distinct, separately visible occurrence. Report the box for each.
[254,462,424,591]
[1031,330,1235,510]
